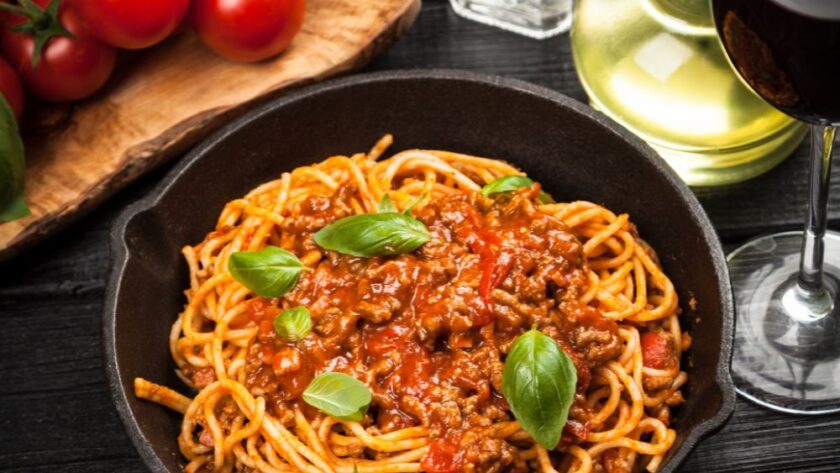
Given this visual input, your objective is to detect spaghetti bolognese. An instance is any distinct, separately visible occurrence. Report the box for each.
[135,135,689,473]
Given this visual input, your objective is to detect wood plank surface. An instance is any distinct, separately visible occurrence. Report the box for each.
[0,0,421,262]
[2,1,839,472]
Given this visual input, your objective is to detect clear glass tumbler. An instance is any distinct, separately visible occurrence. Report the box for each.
[450,0,572,39]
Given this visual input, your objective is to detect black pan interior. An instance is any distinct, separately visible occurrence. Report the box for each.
[104,70,735,473]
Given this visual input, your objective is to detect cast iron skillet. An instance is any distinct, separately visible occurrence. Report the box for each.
[104,70,735,473]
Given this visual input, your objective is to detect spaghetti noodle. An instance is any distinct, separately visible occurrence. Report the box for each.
[135,135,689,473]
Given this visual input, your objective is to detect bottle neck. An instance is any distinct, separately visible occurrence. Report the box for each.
[644,0,715,35]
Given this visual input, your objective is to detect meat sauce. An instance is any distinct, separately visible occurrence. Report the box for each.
[242,187,622,471]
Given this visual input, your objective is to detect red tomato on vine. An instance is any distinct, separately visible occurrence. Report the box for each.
[0,55,23,119]
[72,0,189,49]
[0,0,116,103]
[190,0,305,63]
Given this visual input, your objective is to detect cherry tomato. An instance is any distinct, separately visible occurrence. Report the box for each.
[190,0,305,62]
[72,0,189,49]
[1,0,116,103]
[0,55,23,120]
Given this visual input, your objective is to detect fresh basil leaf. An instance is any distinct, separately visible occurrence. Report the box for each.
[378,194,398,213]
[481,175,553,204]
[502,328,577,450]
[273,306,311,342]
[302,372,372,421]
[228,246,303,298]
[402,192,428,215]
[0,193,29,222]
[313,213,430,258]
[481,175,534,196]
[0,96,29,222]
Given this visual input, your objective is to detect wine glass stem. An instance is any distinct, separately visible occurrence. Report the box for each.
[799,125,836,294]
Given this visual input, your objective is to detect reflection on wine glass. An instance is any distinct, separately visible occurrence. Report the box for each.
[711,0,840,414]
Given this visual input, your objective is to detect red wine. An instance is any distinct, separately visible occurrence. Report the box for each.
[712,0,840,125]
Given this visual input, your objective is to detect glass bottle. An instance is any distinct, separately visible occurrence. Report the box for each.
[570,0,807,186]
[450,0,572,39]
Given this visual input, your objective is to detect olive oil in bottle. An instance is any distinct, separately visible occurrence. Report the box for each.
[571,0,807,186]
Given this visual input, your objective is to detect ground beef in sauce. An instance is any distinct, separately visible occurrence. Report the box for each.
[239,187,622,472]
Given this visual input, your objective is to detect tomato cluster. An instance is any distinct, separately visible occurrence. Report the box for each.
[0,0,305,119]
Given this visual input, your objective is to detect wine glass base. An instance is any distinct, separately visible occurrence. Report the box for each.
[728,231,840,414]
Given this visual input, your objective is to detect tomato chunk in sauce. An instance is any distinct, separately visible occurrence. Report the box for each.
[422,439,464,473]
[641,331,673,370]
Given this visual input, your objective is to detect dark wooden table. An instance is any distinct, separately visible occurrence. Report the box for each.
[2,1,839,472]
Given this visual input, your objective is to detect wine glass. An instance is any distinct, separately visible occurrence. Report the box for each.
[711,0,840,414]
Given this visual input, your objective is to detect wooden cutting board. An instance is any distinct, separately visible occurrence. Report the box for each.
[0,0,421,262]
